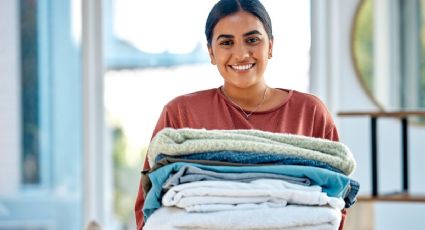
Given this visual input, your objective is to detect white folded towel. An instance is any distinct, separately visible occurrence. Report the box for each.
[162,179,345,211]
[185,202,288,212]
[144,205,342,230]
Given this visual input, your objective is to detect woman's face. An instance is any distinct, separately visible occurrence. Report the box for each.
[208,11,273,89]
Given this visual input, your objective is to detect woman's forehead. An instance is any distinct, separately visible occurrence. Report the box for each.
[212,11,266,37]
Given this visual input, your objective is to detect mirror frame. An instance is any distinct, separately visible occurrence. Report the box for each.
[351,0,385,110]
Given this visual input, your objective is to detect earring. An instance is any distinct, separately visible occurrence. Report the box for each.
[268,52,272,59]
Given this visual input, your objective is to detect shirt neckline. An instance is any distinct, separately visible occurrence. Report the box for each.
[216,87,294,115]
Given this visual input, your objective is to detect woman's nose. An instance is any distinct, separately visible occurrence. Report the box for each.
[233,44,251,61]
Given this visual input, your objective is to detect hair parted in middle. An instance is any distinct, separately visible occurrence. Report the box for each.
[205,0,273,47]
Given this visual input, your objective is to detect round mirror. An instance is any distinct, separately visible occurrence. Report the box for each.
[351,0,425,110]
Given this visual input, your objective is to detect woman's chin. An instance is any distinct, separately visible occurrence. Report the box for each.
[225,80,262,89]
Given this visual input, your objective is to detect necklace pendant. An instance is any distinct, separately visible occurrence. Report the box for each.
[221,86,268,120]
[243,111,253,118]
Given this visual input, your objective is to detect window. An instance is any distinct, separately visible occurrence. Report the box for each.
[352,0,425,111]
[0,0,84,229]
[21,0,40,185]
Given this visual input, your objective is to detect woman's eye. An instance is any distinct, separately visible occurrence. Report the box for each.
[247,37,259,43]
[220,40,233,46]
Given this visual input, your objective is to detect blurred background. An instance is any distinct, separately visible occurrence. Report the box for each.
[1,0,425,229]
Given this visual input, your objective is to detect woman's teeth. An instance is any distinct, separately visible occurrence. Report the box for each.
[231,64,254,71]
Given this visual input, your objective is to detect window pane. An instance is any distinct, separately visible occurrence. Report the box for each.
[2,0,84,229]
[20,0,40,185]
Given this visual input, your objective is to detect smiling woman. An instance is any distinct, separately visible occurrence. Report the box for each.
[133,0,343,229]
[103,0,312,228]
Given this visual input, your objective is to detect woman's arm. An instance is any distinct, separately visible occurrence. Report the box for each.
[134,105,177,229]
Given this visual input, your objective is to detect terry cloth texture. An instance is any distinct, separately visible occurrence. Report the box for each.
[162,165,312,189]
[161,179,345,211]
[147,128,356,175]
[144,205,342,230]
[155,151,344,174]
[143,157,359,209]
[182,202,288,213]
[142,163,352,220]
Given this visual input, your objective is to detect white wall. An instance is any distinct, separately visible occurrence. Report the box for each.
[0,0,20,197]
[315,0,425,229]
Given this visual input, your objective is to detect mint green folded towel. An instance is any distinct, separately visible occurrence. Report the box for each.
[148,128,356,176]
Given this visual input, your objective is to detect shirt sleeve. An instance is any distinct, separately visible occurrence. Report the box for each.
[134,105,177,230]
[325,125,340,142]
[151,105,178,139]
[310,94,339,142]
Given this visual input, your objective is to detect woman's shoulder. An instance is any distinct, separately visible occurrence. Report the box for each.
[280,89,332,117]
[165,88,219,108]
[289,89,328,108]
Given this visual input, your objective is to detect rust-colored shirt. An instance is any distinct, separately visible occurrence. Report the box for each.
[135,87,342,230]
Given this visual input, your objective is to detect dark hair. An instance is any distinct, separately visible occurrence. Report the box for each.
[205,0,273,46]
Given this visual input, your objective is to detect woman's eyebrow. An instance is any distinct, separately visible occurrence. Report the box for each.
[243,30,262,36]
[216,30,262,41]
[216,34,234,41]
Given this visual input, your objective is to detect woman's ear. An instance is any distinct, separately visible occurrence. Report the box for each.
[208,45,216,65]
[268,39,274,59]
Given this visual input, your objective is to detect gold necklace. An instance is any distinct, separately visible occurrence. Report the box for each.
[221,86,269,118]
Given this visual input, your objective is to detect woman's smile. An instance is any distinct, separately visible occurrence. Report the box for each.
[229,63,256,72]
[208,11,273,88]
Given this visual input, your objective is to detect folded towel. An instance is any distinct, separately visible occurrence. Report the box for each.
[156,151,344,174]
[144,205,342,230]
[162,164,311,189]
[162,179,345,210]
[184,202,288,213]
[143,163,353,220]
[148,128,356,175]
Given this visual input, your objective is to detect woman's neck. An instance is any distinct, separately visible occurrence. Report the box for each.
[221,84,269,110]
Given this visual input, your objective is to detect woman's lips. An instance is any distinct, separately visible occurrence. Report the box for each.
[230,63,255,72]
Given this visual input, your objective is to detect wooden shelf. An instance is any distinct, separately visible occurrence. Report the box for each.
[338,110,425,198]
[357,193,425,202]
[338,111,425,118]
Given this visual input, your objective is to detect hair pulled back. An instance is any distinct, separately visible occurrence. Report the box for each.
[205,0,273,46]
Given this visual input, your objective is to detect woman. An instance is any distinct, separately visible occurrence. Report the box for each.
[135,0,345,229]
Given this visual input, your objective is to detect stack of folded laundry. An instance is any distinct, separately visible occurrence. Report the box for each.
[141,128,359,230]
